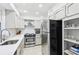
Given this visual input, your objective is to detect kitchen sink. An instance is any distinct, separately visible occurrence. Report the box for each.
[1,40,18,45]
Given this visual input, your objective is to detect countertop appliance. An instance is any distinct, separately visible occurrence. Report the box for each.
[41,20,62,55]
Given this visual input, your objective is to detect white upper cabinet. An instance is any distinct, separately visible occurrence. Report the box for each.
[5,12,16,28]
[66,3,79,16]
[5,11,24,28]
[0,10,1,22]
[15,16,24,28]
[1,9,6,30]
[55,6,66,20]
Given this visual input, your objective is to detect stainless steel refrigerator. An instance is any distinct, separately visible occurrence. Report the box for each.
[41,20,50,55]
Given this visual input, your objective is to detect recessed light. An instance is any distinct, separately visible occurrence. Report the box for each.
[35,12,39,15]
[38,4,43,8]
[23,10,28,13]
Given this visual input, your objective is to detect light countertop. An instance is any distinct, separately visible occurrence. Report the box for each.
[0,34,24,55]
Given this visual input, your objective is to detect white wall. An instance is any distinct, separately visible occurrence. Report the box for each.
[33,20,41,28]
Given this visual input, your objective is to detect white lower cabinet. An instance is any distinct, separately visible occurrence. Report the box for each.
[16,47,21,55]
[17,46,23,55]
[15,39,24,55]
[35,34,41,45]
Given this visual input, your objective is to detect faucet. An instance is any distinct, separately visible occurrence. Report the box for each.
[0,29,10,42]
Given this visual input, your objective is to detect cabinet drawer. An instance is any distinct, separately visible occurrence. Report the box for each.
[66,3,79,16]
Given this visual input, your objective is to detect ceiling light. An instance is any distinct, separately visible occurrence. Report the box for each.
[38,4,43,8]
[35,12,39,15]
[24,10,28,13]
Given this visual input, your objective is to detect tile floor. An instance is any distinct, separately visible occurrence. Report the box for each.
[22,45,42,55]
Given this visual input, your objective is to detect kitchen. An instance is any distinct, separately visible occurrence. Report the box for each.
[0,3,79,55]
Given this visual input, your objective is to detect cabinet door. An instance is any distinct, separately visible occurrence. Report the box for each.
[55,6,65,20]
[0,10,1,43]
[16,39,24,55]
[36,34,41,45]
[15,17,24,28]
[66,3,79,16]
[5,12,16,28]
[0,10,1,22]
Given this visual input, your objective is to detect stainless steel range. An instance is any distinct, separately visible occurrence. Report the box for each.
[24,33,36,47]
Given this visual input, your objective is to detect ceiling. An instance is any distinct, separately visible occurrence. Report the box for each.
[14,3,56,18]
[0,3,12,10]
[0,3,56,19]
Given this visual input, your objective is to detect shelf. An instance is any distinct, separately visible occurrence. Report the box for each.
[64,27,79,29]
[64,39,79,44]
[64,50,76,55]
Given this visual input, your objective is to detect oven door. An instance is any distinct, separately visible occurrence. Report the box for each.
[26,37,35,42]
